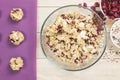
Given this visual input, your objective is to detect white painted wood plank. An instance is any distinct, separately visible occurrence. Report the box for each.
[105,19,115,32]
[37,7,58,32]
[38,0,99,7]
[37,33,46,59]
[36,0,118,80]
[37,59,120,80]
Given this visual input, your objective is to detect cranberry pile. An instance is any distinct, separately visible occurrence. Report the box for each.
[78,2,106,21]
[91,2,106,20]
[101,0,120,19]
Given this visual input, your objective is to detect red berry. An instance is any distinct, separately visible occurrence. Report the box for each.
[114,13,119,17]
[94,2,100,7]
[90,6,96,11]
[112,8,118,12]
[111,2,117,7]
[109,16,115,19]
[109,11,114,14]
[83,2,87,7]
[103,17,106,20]
[78,3,82,7]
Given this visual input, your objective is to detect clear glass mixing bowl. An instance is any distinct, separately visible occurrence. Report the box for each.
[40,5,107,71]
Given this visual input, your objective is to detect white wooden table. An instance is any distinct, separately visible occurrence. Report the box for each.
[37,0,120,80]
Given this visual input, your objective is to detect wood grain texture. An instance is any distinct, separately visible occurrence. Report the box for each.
[37,7,58,32]
[37,0,120,80]
[37,0,100,7]
[37,33,46,59]
[37,59,120,80]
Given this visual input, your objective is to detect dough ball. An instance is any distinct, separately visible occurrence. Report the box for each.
[10,57,24,71]
[10,8,24,21]
[9,31,24,46]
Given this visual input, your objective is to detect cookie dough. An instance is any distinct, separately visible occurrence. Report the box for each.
[10,57,24,71]
[9,31,24,46]
[45,12,104,65]
[10,8,24,21]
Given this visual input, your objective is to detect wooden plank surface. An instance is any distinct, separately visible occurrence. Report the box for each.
[37,0,120,80]
[37,59,120,80]
[37,7,58,32]
[37,0,100,7]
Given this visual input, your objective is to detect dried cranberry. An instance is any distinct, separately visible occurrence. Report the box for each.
[78,2,106,21]
[112,8,118,12]
[94,2,100,7]
[93,52,98,55]
[102,3,106,9]
[101,0,120,19]
[83,2,87,7]
[81,55,87,60]
[91,6,96,11]
[109,11,114,14]
[108,16,115,19]
[61,14,66,19]
[108,4,112,10]
[111,2,117,7]
[71,20,75,24]
[78,3,82,7]
[14,60,17,65]
[102,17,106,20]
[114,13,119,17]
[97,25,104,35]
[61,52,65,57]
[53,49,58,52]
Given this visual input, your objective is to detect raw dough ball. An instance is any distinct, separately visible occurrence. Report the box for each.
[10,8,24,21]
[10,57,24,71]
[9,31,24,46]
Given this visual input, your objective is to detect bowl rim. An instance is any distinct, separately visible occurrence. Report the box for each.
[99,0,107,17]
[40,5,107,71]
[110,19,120,48]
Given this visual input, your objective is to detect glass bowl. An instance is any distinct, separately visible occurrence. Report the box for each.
[40,5,107,71]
